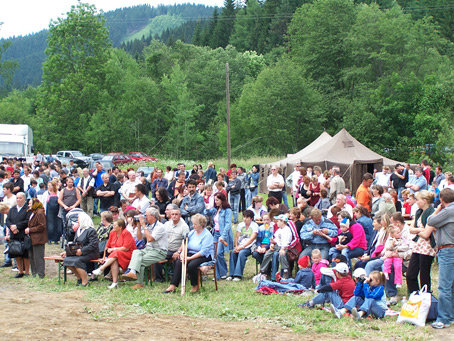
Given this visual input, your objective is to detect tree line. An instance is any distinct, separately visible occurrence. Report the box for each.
[0,0,453,170]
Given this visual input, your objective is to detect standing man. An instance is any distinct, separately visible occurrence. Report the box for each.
[226,170,241,224]
[92,161,105,216]
[150,168,168,199]
[96,173,115,213]
[78,168,95,218]
[329,167,345,204]
[389,163,408,200]
[427,188,454,329]
[356,173,373,213]
[10,170,24,195]
[434,166,445,187]
[374,166,391,187]
[267,166,285,203]
[287,163,301,208]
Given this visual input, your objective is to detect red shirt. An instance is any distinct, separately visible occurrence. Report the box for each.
[423,168,430,185]
[330,275,355,303]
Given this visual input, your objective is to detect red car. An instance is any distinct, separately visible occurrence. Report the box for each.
[127,152,157,162]
[102,154,133,165]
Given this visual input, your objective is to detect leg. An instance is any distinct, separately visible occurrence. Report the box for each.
[229,251,239,277]
[137,249,166,285]
[168,258,183,289]
[435,248,454,325]
[318,244,330,261]
[35,244,45,278]
[187,256,211,287]
[252,251,264,264]
[28,247,36,276]
[271,249,281,280]
[260,249,274,273]
[215,239,228,279]
[345,247,365,269]
[382,258,392,278]
[67,266,79,280]
[110,260,119,283]
[311,292,329,305]
[127,249,145,273]
[365,258,383,275]
[80,196,88,215]
[344,296,364,312]
[418,254,434,293]
[300,245,314,258]
[384,263,398,298]
[359,298,385,318]
[16,257,24,274]
[99,257,117,271]
[406,252,421,294]
[280,250,289,272]
[327,291,345,309]
[393,258,403,286]
[75,267,88,285]
[87,196,94,219]
[282,191,289,208]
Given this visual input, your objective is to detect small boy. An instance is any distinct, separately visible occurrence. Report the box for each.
[285,255,315,289]
[260,215,292,280]
[329,217,353,261]
[28,179,38,199]
[299,262,355,309]
[311,248,329,286]
[252,214,273,264]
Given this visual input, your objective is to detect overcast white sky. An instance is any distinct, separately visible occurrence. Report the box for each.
[0,1,224,39]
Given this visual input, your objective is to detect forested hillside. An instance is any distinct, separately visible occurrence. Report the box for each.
[0,3,214,88]
[0,0,453,169]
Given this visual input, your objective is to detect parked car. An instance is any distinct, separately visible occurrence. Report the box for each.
[88,153,105,161]
[88,159,114,173]
[127,152,158,162]
[55,150,92,168]
[102,154,133,166]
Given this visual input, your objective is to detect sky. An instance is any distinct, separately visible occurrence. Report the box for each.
[0,1,224,39]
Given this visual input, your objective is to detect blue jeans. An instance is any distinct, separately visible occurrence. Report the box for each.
[341,247,365,270]
[214,232,228,279]
[436,247,454,324]
[229,247,252,278]
[2,226,11,264]
[301,243,330,260]
[246,187,258,208]
[312,291,344,309]
[282,191,289,208]
[365,258,398,297]
[252,250,265,264]
[343,296,385,318]
[229,193,240,224]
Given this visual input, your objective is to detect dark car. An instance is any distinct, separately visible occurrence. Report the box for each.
[102,154,133,166]
[127,152,158,163]
[88,153,105,161]
[89,159,114,172]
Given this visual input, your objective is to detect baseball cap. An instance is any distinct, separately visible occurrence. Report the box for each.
[334,262,349,274]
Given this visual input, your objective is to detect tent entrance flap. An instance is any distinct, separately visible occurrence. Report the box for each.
[352,159,383,192]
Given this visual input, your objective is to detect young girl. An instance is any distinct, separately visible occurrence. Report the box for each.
[382,225,405,288]
[330,270,387,320]
[311,248,329,286]
[252,214,273,264]
[214,181,227,198]
[203,185,214,211]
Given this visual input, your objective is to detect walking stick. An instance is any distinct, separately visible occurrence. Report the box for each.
[181,234,189,296]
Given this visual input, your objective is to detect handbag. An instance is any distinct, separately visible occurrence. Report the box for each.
[23,235,32,250]
[397,284,432,326]
[65,242,83,257]
[287,247,300,262]
[8,239,25,257]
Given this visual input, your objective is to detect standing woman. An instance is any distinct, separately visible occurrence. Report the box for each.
[25,199,48,278]
[309,175,323,207]
[212,192,233,279]
[6,193,31,278]
[45,180,63,244]
[371,185,384,216]
[61,212,99,286]
[407,190,436,294]
[246,165,260,208]
[58,177,81,224]
[298,176,311,202]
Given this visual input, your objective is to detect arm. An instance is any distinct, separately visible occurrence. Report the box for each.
[80,228,99,255]
[187,195,205,215]
[27,213,46,234]
[364,283,385,300]
[220,209,232,242]
[72,188,82,209]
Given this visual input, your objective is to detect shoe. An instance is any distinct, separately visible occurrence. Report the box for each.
[396,284,402,288]
[122,272,137,281]
[386,296,399,306]
[24,274,29,277]
[77,279,82,286]
[297,302,314,309]
[162,289,175,294]
[14,273,24,278]
[432,321,450,329]
[282,270,289,280]
[88,277,98,282]
[220,275,227,280]
[81,282,90,287]
[330,304,342,319]
[11,267,19,272]
[232,277,241,281]
[132,284,144,290]
[123,269,130,275]
[92,268,103,276]
[352,308,361,321]
[0,263,12,268]
[226,276,233,281]
[108,282,118,290]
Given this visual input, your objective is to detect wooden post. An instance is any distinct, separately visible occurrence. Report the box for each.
[226,63,231,169]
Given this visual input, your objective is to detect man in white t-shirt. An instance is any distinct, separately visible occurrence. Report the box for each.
[327,194,353,219]
[131,184,151,214]
[21,167,32,192]
[287,164,301,207]
[267,167,285,203]
[374,166,391,187]
[121,170,141,201]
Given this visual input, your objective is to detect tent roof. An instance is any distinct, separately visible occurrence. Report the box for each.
[289,128,399,166]
[269,131,332,166]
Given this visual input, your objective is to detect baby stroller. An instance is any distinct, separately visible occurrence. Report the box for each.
[60,208,85,248]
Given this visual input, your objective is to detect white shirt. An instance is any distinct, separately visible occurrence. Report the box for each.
[267,173,284,192]
[291,170,301,193]
[121,179,141,199]
[274,225,292,248]
[375,172,391,187]
[132,195,151,214]
[327,203,353,218]
[21,174,32,190]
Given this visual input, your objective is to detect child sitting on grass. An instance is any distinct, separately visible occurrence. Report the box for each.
[311,248,329,286]
[298,262,355,309]
[284,255,315,289]
[330,270,387,320]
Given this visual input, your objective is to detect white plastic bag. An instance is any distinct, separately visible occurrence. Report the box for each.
[397,285,431,327]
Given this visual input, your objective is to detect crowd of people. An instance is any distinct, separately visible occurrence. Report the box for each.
[0,156,453,328]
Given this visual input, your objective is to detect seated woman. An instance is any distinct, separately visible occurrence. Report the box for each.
[61,213,99,286]
[155,187,170,217]
[163,214,214,294]
[227,210,259,281]
[125,209,146,249]
[265,196,288,215]
[92,219,136,289]
[247,195,267,223]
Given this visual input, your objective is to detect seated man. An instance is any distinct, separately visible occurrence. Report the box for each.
[327,194,353,219]
[154,208,189,282]
[131,183,151,214]
[300,208,338,260]
[179,180,204,227]
[123,208,168,289]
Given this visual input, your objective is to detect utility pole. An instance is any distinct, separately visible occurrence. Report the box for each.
[226,63,231,168]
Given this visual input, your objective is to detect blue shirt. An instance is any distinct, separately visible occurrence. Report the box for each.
[409,175,427,193]
[187,228,214,259]
[300,218,338,244]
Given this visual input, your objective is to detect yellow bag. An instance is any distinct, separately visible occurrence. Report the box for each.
[397,285,431,327]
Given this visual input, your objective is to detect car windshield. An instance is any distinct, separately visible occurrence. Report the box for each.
[102,156,113,161]
[139,152,148,156]
[72,151,84,157]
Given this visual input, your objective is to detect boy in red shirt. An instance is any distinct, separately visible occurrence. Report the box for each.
[298,262,355,309]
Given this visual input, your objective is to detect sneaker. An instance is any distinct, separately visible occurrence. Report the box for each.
[108,282,118,290]
[232,277,241,281]
[396,284,402,289]
[297,302,314,309]
[352,308,361,321]
[330,304,342,319]
[11,267,19,272]
[386,296,399,306]
[92,268,103,276]
[432,321,450,329]
[220,275,227,280]
[226,276,233,281]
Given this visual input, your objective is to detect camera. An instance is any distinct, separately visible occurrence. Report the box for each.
[134,214,143,222]
[358,276,366,283]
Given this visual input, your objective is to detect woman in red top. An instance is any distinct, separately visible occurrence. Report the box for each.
[92,219,136,289]
[309,175,323,207]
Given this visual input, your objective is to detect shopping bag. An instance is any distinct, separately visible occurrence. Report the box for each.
[397,285,431,327]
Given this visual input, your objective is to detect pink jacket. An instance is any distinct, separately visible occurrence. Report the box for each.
[312,259,329,285]
[347,222,367,250]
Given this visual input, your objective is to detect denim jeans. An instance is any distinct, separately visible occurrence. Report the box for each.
[247,187,258,208]
[343,297,386,318]
[2,226,11,264]
[301,243,330,260]
[341,247,366,270]
[312,291,344,309]
[229,247,252,278]
[365,258,398,297]
[214,232,228,279]
[252,250,265,264]
[282,191,289,208]
[436,247,454,324]
[229,193,240,224]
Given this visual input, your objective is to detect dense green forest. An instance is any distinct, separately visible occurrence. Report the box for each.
[0,0,453,169]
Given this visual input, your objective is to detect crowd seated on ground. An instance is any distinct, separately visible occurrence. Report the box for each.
[1,156,453,328]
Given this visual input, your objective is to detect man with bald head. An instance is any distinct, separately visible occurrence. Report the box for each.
[96,173,116,213]
[121,170,141,201]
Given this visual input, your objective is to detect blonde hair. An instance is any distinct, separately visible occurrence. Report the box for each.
[415,190,435,204]
[0,203,10,213]
[192,213,207,227]
[311,249,321,257]
[369,270,386,286]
